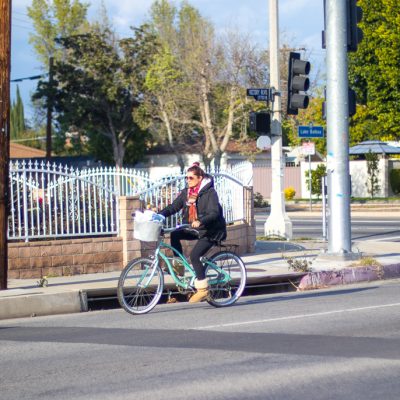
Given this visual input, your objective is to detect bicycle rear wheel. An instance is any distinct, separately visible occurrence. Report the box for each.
[206,251,246,307]
[117,257,164,315]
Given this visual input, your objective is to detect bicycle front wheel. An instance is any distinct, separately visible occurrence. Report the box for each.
[117,257,164,315]
[206,251,246,307]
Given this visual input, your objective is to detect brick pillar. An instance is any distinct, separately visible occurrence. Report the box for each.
[244,186,256,253]
[119,196,143,267]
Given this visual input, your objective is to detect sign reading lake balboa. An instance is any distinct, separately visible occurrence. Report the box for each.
[298,125,324,138]
[246,88,272,102]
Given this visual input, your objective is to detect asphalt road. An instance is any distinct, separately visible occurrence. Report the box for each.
[256,213,400,241]
[1,279,400,400]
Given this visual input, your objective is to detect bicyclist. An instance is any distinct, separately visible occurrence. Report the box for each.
[159,162,227,303]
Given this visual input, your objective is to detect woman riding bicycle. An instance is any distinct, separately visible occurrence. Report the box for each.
[159,162,227,303]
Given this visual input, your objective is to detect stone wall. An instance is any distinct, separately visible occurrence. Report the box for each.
[8,188,255,279]
[8,237,123,279]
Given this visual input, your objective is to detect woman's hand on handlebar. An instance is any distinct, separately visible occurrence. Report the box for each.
[191,220,201,228]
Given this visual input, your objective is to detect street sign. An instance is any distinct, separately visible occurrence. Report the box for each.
[302,141,315,156]
[298,125,324,138]
[256,135,271,150]
[246,88,272,102]
[254,95,270,101]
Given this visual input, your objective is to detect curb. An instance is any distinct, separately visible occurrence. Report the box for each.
[0,290,87,320]
[298,263,400,290]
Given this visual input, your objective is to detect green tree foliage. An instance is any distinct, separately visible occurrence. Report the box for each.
[27,0,89,65]
[34,25,157,166]
[348,0,400,142]
[10,87,47,150]
[146,0,266,168]
[365,151,380,197]
[285,93,326,155]
[10,86,26,139]
[305,163,326,198]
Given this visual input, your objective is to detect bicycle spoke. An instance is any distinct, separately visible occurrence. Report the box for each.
[117,258,164,315]
[206,251,246,307]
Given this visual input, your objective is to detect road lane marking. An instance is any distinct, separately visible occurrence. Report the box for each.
[364,236,400,242]
[194,302,400,330]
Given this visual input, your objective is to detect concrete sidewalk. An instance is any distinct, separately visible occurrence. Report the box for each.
[1,237,399,320]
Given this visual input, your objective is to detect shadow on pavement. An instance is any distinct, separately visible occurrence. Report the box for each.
[1,320,399,360]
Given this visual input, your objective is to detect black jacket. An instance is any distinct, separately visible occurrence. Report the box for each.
[159,175,227,242]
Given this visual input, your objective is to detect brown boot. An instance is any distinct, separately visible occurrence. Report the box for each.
[189,279,209,303]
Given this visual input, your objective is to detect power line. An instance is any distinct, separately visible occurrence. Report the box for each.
[11,136,55,142]
[11,73,47,82]
[12,16,31,24]
[11,23,33,31]
[13,10,29,16]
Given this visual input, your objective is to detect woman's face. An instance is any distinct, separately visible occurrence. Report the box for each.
[186,172,202,188]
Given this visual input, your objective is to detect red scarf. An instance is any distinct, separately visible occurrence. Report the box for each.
[187,182,201,222]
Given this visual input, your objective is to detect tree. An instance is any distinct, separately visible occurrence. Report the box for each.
[365,151,380,198]
[305,163,326,199]
[284,93,326,155]
[348,0,400,141]
[34,25,157,166]
[10,85,25,139]
[146,1,265,169]
[27,0,89,66]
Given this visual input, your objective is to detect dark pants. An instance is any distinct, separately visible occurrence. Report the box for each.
[170,229,214,280]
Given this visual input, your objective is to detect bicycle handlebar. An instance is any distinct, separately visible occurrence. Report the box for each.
[162,224,197,234]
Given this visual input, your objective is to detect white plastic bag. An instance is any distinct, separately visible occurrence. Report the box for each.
[133,210,164,241]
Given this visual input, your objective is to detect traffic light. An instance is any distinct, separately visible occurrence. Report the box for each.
[322,0,326,49]
[287,52,311,115]
[249,112,270,136]
[348,88,357,117]
[322,87,357,119]
[347,0,363,52]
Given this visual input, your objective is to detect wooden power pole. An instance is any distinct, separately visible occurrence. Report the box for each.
[0,0,12,290]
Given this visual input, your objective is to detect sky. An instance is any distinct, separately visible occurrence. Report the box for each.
[10,0,325,120]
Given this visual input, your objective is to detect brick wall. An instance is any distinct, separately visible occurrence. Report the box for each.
[8,237,123,279]
[8,190,255,279]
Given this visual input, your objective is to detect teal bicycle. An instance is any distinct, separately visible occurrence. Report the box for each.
[117,223,247,315]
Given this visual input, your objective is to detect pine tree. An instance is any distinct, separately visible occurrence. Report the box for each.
[10,85,25,139]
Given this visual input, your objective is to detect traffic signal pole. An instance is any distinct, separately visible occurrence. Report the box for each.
[264,0,292,239]
[326,0,352,255]
[0,0,11,289]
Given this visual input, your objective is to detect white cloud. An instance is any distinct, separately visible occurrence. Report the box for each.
[92,0,152,35]
[11,0,326,115]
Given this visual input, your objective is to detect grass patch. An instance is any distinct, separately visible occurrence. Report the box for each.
[349,256,384,279]
[284,256,313,273]
[256,236,287,241]
[350,256,382,268]
[256,236,313,242]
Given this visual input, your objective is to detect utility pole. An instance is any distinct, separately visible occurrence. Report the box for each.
[46,56,54,160]
[0,0,11,290]
[264,0,292,239]
[325,0,352,255]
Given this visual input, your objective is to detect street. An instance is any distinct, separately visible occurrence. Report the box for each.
[1,279,400,400]
[256,213,400,241]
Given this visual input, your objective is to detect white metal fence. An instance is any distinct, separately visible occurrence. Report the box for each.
[138,172,246,228]
[8,161,251,241]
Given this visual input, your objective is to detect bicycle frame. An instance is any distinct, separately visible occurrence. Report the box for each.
[141,237,232,290]
[157,240,196,289]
